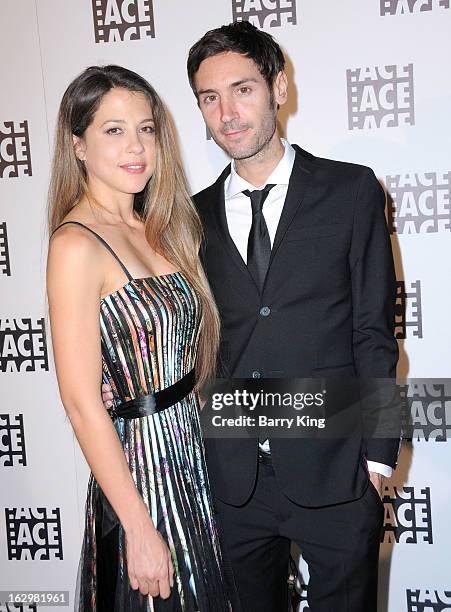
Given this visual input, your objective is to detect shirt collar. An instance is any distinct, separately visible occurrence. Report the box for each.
[225,138,296,200]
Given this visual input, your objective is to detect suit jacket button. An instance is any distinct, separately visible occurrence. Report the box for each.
[252,371,261,378]
[260,306,271,317]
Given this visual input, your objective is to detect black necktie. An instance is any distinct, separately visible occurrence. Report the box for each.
[243,184,275,290]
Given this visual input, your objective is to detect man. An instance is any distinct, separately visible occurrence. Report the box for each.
[187,22,399,612]
[103,21,400,611]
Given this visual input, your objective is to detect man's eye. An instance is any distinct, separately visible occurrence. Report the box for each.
[239,87,251,94]
[204,95,217,104]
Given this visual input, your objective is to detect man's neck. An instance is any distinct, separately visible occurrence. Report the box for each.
[234,134,285,188]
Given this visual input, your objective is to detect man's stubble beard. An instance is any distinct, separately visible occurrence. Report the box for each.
[210,99,278,162]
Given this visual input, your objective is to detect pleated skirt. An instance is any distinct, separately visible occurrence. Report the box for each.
[74,392,232,612]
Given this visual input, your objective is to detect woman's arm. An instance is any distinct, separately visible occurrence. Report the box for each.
[47,226,173,597]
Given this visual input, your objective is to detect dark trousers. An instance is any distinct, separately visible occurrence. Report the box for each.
[214,454,384,612]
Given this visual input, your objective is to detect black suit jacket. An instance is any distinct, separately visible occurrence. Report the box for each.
[194,145,400,507]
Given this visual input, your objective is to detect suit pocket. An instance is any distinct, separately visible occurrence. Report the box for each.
[366,478,384,512]
[312,362,356,377]
[285,223,344,241]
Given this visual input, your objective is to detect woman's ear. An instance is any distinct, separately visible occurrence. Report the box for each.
[72,134,86,162]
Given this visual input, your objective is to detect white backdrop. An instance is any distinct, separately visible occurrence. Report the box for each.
[1,1,450,611]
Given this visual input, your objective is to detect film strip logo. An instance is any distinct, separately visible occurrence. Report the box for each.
[0,604,38,611]
[0,318,48,373]
[0,414,27,467]
[381,485,433,544]
[347,64,415,130]
[0,222,11,276]
[5,507,63,561]
[395,280,423,339]
[91,0,155,43]
[381,0,450,16]
[400,380,451,442]
[407,589,451,611]
[232,0,297,28]
[386,171,451,234]
[0,121,32,178]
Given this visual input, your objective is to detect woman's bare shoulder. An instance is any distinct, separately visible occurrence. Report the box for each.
[49,221,99,258]
[47,219,104,291]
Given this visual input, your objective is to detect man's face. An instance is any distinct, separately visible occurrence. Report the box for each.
[194,51,286,161]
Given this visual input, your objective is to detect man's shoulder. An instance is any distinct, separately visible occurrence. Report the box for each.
[192,180,218,205]
[192,164,231,215]
[293,144,374,184]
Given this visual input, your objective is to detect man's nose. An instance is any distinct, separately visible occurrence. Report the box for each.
[220,98,239,124]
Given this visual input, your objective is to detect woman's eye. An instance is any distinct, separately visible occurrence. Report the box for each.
[106,127,122,135]
[141,125,155,133]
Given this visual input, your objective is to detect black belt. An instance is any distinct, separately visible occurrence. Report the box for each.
[109,368,196,420]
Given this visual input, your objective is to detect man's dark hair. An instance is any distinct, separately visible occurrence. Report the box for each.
[187,21,285,97]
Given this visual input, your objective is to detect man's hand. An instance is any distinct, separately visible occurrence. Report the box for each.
[102,383,114,409]
[368,471,384,499]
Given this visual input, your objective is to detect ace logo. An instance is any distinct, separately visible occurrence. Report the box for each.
[231,0,297,28]
[386,171,451,234]
[381,0,449,16]
[0,318,49,373]
[0,222,11,276]
[395,280,423,339]
[347,64,414,130]
[0,605,37,611]
[92,0,155,43]
[0,121,32,178]
[0,414,27,467]
[400,380,451,442]
[381,485,433,544]
[406,589,451,611]
[5,507,63,561]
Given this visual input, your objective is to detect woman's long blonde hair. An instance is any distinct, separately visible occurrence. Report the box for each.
[48,65,220,385]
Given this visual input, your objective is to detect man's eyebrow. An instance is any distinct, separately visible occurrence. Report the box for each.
[197,78,259,97]
[196,88,217,97]
[230,78,259,88]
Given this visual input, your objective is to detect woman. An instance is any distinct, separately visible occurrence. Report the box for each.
[47,65,231,611]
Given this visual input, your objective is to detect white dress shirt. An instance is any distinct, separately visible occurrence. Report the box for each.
[225,139,295,258]
[223,139,392,478]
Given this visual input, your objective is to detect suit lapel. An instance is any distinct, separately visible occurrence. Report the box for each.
[205,145,315,293]
[269,145,315,263]
[207,164,261,292]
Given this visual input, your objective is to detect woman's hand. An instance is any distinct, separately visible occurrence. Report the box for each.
[125,514,174,598]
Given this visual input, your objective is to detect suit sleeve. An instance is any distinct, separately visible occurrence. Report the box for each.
[349,167,401,469]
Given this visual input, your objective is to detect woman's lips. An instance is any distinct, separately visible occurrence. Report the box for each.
[120,164,146,173]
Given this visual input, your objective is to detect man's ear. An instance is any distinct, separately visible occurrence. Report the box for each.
[273,71,288,107]
[72,134,86,161]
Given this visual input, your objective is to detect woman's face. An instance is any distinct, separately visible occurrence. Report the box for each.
[73,87,156,198]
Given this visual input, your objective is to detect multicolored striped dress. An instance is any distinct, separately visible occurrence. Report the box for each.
[56,222,231,612]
